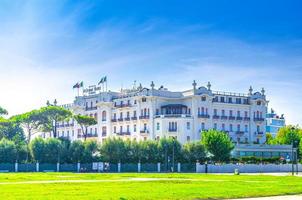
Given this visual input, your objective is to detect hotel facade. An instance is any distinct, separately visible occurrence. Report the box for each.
[48,81,268,144]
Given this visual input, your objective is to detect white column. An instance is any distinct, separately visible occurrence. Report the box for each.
[177,163,181,173]
[118,163,121,173]
[77,162,80,173]
[57,163,60,172]
[15,163,18,172]
[157,162,161,173]
[36,162,39,172]
[138,162,141,173]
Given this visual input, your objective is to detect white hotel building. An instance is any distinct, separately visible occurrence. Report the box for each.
[52,81,268,144]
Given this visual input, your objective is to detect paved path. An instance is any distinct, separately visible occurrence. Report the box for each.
[231,194,302,200]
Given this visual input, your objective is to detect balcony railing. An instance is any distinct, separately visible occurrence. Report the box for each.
[228,116,236,120]
[254,131,264,135]
[139,115,150,119]
[235,131,245,135]
[168,129,177,132]
[244,117,250,121]
[213,115,220,119]
[140,130,149,134]
[118,118,123,122]
[236,116,243,121]
[77,133,98,138]
[114,103,132,108]
[111,119,117,122]
[117,131,131,136]
[85,106,97,111]
[155,114,191,118]
[102,132,107,137]
[198,114,210,118]
[131,116,137,120]
[221,116,228,120]
[124,117,130,121]
[254,118,265,122]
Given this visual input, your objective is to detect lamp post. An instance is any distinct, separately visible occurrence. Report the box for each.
[172,138,175,172]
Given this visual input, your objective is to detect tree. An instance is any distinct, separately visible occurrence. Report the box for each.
[69,140,85,163]
[0,117,25,141]
[140,140,159,163]
[44,138,62,163]
[73,114,97,141]
[100,138,126,163]
[0,138,17,163]
[30,137,45,163]
[38,106,72,138]
[265,133,274,144]
[202,129,234,163]
[158,138,182,164]
[275,125,302,147]
[82,140,99,163]
[0,106,8,116]
[182,142,206,163]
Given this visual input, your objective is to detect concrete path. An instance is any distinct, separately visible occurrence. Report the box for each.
[231,194,302,200]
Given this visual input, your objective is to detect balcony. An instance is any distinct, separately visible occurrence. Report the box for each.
[243,117,250,121]
[117,132,131,136]
[236,116,243,121]
[111,118,117,122]
[131,116,137,120]
[221,116,228,120]
[254,131,264,135]
[140,130,149,134]
[168,129,177,132]
[85,106,97,111]
[102,132,107,137]
[114,103,131,108]
[155,114,191,118]
[213,115,220,119]
[124,117,130,121]
[139,115,150,120]
[118,118,123,122]
[228,116,236,120]
[77,133,98,138]
[198,114,210,119]
[235,131,244,135]
[254,118,265,122]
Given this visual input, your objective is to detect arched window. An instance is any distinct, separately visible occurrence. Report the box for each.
[102,111,106,121]
[201,107,204,114]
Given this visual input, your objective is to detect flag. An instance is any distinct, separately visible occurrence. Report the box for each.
[79,81,84,87]
[73,82,79,89]
[98,76,107,85]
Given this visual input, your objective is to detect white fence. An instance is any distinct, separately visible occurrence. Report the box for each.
[196,164,302,173]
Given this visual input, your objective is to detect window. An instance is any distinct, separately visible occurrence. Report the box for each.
[156,123,160,131]
[134,100,137,104]
[90,128,92,134]
[257,101,261,105]
[214,123,217,130]
[243,99,248,104]
[222,109,225,116]
[156,109,159,115]
[102,110,106,122]
[201,107,204,114]
[230,124,233,132]
[78,129,81,134]
[134,124,137,132]
[144,123,147,131]
[222,123,225,131]
[236,98,242,104]
[237,124,240,132]
[201,122,205,130]
[214,109,217,116]
[127,111,130,118]
[187,136,191,142]
[142,97,147,102]
[144,108,147,116]
[245,125,248,132]
[120,112,123,119]
[113,126,116,133]
[133,111,137,117]
[120,126,123,133]
[229,110,233,116]
[127,125,130,133]
[244,111,248,117]
[220,97,225,102]
[186,122,190,130]
[90,101,93,108]
[213,96,218,102]
[237,111,240,117]
[201,96,206,101]
[188,108,191,114]
[228,97,232,103]
[102,127,106,136]
[95,128,98,134]
[113,113,116,119]
[257,125,260,132]
[127,100,130,105]
[206,108,208,114]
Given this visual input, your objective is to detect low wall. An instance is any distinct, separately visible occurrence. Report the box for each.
[196,164,302,173]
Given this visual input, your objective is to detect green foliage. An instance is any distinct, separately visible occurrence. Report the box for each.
[158,138,182,163]
[274,125,302,147]
[82,140,99,163]
[38,106,72,138]
[0,138,17,163]
[0,106,8,116]
[202,129,234,162]
[100,138,126,163]
[182,142,206,163]
[265,133,273,144]
[69,140,85,163]
[30,137,45,162]
[0,117,25,141]
[73,114,97,141]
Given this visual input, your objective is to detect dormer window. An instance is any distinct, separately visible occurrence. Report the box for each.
[257,101,261,105]
[201,96,206,101]
[142,97,147,102]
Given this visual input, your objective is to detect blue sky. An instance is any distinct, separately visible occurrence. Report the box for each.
[0,0,301,125]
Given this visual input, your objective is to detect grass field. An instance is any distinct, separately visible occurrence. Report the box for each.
[0,173,302,199]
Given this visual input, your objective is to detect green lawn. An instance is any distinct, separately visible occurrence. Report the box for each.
[0,173,301,199]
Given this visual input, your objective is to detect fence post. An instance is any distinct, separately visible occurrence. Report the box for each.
[196,162,199,173]
[157,162,161,173]
[138,162,141,173]
[77,163,80,173]
[118,163,121,173]
[15,162,18,172]
[177,163,181,172]
[57,163,60,172]
[36,162,39,172]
